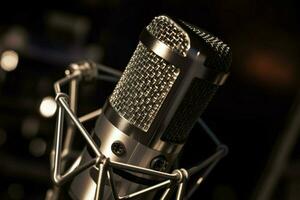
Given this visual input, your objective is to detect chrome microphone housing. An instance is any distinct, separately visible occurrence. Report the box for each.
[105,15,231,153]
[69,15,231,200]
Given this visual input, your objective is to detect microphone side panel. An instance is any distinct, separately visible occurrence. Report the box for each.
[161,78,218,143]
[159,22,232,144]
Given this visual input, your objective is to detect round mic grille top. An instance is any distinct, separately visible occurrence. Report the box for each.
[182,22,232,71]
[146,15,190,56]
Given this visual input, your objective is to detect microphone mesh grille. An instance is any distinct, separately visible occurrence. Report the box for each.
[109,43,180,132]
[182,22,232,71]
[146,16,190,56]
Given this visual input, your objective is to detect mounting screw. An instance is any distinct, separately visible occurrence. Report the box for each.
[150,156,168,172]
[111,141,126,157]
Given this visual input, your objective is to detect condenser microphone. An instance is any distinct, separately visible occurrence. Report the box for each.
[69,15,231,199]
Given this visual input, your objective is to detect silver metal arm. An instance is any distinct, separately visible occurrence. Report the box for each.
[47,61,120,200]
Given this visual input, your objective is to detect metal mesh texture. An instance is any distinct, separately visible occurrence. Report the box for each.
[109,43,180,132]
[146,15,190,56]
[182,22,232,71]
[161,22,232,144]
[161,79,218,143]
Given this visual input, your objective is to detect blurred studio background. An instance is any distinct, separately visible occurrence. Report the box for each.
[0,0,300,200]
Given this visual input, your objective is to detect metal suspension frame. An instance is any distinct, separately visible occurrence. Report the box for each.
[46,61,228,200]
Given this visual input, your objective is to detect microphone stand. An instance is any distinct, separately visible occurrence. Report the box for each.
[46,61,228,200]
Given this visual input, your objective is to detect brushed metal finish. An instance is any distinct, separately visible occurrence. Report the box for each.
[103,102,184,155]
[69,113,179,200]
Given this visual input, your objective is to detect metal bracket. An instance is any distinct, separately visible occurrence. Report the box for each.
[46,61,228,200]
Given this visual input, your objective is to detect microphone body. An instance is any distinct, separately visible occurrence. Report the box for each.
[69,15,231,199]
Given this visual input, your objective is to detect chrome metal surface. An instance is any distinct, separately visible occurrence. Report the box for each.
[66,112,227,200]
[119,180,171,199]
[103,102,184,155]
[58,96,102,157]
[175,169,188,200]
[63,78,79,156]
[95,63,122,77]
[110,160,178,180]
[94,114,166,166]
[95,159,109,200]
[69,113,179,200]
[151,139,184,155]
[54,72,80,93]
[106,166,119,200]
[102,102,145,137]
[52,105,65,185]
[161,187,172,200]
[79,108,103,123]
[50,77,227,200]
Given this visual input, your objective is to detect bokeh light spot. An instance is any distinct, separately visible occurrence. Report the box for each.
[29,138,47,157]
[39,96,57,118]
[0,50,19,72]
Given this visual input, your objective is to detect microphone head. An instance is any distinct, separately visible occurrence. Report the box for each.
[107,15,231,146]
[145,15,231,71]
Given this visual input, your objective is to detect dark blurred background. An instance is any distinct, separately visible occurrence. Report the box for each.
[0,0,300,199]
